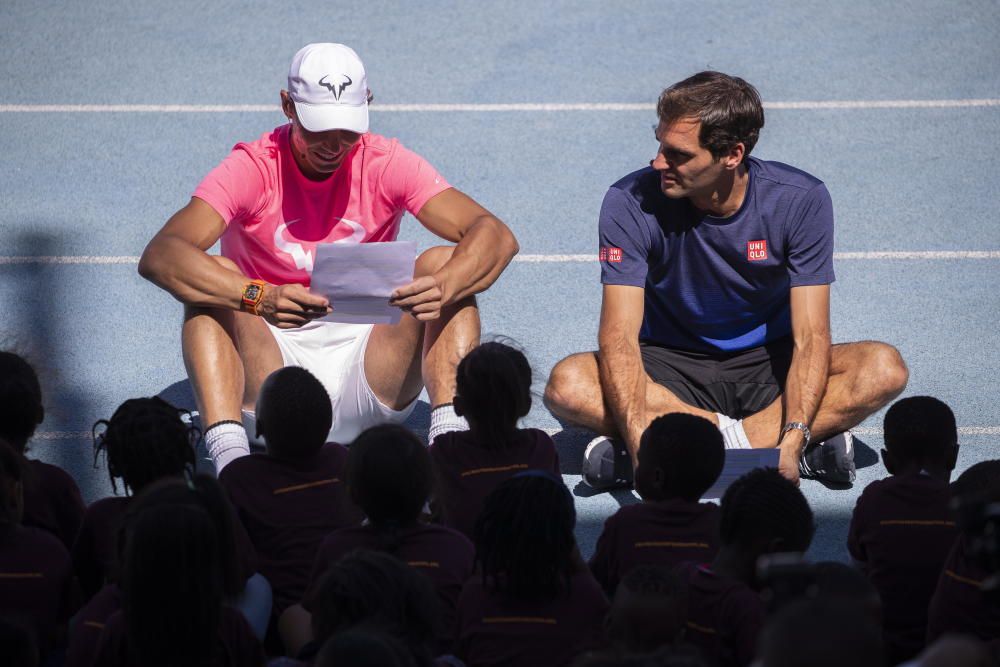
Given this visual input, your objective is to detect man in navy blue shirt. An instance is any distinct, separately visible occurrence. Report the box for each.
[544,72,908,488]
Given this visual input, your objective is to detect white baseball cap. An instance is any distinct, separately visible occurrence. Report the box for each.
[287,43,369,133]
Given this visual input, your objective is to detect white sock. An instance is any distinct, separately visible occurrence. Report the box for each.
[205,420,251,473]
[428,403,468,443]
[716,413,752,450]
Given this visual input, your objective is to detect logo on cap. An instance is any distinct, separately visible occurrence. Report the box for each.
[318,74,353,100]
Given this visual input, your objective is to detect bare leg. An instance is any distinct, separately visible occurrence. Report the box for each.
[545,342,908,449]
[181,256,283,426]
[364,246,480,410]
[742,341,908,447]
[543,351,718,434]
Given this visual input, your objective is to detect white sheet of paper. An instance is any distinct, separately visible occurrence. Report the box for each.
[701,449,780,501]
[309,241,417,325]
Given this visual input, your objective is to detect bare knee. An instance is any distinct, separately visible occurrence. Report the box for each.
[868,342,908,402]
[415,245,454,277]
[544,354,596,417]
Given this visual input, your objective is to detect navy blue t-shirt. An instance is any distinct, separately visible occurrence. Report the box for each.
[599,157,835,352]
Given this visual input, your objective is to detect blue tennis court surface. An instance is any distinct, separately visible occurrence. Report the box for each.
[2,0,998,562]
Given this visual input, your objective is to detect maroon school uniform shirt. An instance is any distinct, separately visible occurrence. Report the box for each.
[589,498,720,594]
[219,444,363,613]
[926,533,1000,642]
[309,523,475,645]
[676,562,763,667]
[847,471,957,663]
[429,429,560,540]
[92,606,265,667]
[0,524,78,655]
[455,569,609,667]
[22,457,86,550]
[65,583,121,667]
[72,497,131,601]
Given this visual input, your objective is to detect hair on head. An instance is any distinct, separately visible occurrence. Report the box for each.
[637,413,723,501]
[455,340,533,451]
[0,438,24,538]
[121,500,222,667]
[656,71,764,161]
[758,598,883,667]
[952,459,1000,505]
[610,565,689,652]
[0,351,43,452]
[719,468,814,553]
[573,645,707,667]
[306,549,439,667]
[347,425,431,553]
[315,625,417,667]
[474,472,577,602]
[92,397,197,496]
[120,475,244,597]
[256,366,332,458]
[883,396,957,468]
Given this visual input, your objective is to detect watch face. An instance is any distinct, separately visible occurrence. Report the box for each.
[244,284,262,302]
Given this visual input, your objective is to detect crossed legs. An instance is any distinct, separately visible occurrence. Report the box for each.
[543,341,908,449]
[182,247,478,431]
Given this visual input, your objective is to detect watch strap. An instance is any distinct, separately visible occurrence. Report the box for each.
[241,280,267,316]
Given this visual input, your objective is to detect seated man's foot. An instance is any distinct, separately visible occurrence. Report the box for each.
[799,431,856,484]
[581,436,634,491]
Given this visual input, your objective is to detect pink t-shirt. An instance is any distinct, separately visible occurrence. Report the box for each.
[193,125,451,287]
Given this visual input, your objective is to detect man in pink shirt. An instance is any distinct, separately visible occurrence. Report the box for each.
[139,43,519,470]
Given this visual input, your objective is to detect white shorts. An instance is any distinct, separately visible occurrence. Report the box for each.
[248,320,416,445]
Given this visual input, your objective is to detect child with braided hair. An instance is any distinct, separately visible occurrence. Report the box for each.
[429,341,559,540]
[74,396,198,600]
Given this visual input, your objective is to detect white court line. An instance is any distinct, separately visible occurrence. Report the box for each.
[1,99,999,113]
[3,251,1000,265]
[34,426,1000,440]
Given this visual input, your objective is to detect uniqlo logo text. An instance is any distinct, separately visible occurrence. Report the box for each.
[747,240,768,261]
[606,247,623,262]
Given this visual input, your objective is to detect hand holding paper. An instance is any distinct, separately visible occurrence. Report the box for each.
[309,241,417,324]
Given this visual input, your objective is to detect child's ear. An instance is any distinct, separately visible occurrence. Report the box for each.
[453,396,465,417]
[947,443,959,471]
[881,448,897,475]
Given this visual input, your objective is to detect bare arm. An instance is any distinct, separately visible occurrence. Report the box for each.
[389,188,519,320]
[777,284,832,480]
[138,197,330,328]
[598,284,647,467]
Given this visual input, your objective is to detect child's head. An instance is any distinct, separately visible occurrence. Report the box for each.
[607,564,688,652]
[118,475,244,597]
[952,459,1000,505]
[635,413,724,502]
[454,341,532,449]
[307,549,439,667]
[0,438,25,535]
[719,468,814,579]
[315,627,417,667]
[120,496,223,667]
[882,396,958,475]
[92,397,197,496]
[474,471,577,602]
[256,366,332,458]
[757,598,883,667]
[0,352,43,453]
[347,425,431,536]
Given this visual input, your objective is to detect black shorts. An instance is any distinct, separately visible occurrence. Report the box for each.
[640,337,793,419]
